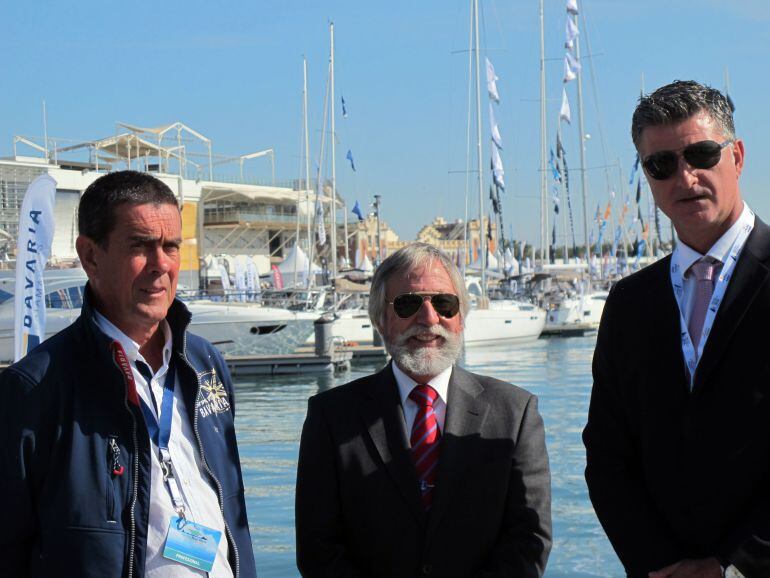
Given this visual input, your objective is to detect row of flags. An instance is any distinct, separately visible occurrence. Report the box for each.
[486,56,506,256]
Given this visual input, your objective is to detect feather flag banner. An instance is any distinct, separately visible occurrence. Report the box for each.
[485,57,500,103]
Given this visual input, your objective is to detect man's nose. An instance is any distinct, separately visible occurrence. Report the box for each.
[414,297,441,325]
[147,246,172,273]
[674,155,699,188]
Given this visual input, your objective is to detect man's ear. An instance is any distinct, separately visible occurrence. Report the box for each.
[75,235,99,278]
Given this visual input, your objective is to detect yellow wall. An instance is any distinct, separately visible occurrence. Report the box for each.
[180,201,199,272]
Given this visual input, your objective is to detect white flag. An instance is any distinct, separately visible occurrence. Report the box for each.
[560,88,572,124]
[565,15,579,50]
[14,175,57,361]
[566,51,582,73]
[485,57,500,103]
[563,54,577,83]
[489,103,503,149]
[315,195,326,246]
[566,0,579,15]
[491,145,505,189]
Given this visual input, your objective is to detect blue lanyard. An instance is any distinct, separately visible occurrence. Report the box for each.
[138,363,176,451]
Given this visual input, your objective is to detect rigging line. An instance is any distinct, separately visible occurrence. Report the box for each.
[463,0,474,272]
[580,4,613,199]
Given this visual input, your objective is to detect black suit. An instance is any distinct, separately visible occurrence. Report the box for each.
[584,218,770,577]
[295,363,551,578]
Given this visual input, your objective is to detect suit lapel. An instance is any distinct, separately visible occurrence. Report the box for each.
[652,256,691,394]
[425,366,489,542]
[695,219,770,390]
[360,363,426,525]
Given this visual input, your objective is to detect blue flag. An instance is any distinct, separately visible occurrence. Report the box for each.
[346,149,356,172]
[628,153,640,185]
[352,200,364,222]
[341,95,348,118]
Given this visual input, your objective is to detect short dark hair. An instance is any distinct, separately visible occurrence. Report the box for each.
[78,170,179,246]
[631,80,735,149]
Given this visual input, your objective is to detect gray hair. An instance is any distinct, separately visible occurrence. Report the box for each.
[631,80,735,149]
[368,242,470,331]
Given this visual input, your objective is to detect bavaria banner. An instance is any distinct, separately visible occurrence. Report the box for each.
[14,174,57,361]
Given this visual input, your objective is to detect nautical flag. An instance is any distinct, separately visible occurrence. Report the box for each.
[346,149,356,172]
[611,225,621,257]
[487,214,493,242]
[315,195,326,245]
[552,223,557,248]
[489,185,500,214]
[549,149,561,182]
[636,178,642,203]
[352,200,364,221]
[485,57,500,103]
[565,15,579,51]
[566,51,581,73]
[628,153,640,185]
[603,200,612,221]
[563,54,577,83]
[560,88,572,124]
[594,203,601,223]
[341,95,348,117]
[552,186,560,214]
[489,103,503,149]
[14,174,57,361]
[566,0,579,15]
[491,145,505,189]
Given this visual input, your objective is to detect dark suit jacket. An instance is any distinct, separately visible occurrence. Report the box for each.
[584,218,770,578]
[295,363,552,578]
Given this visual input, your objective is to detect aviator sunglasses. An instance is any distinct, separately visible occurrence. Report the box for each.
[388,293,461,319]
[642,139,734,181]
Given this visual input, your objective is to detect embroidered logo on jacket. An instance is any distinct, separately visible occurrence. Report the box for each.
[198,368,231,418]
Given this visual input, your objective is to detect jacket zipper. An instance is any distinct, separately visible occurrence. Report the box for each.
[121,380,140,578]
[107,435,123,522]
[181,332,241,578]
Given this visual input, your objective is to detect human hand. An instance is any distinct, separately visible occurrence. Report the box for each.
[648,557,721,578]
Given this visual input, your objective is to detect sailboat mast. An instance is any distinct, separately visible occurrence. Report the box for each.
[473,0,486,295]
[303,58,312,286]
[329,22,338,284]
[575,30,590,273]
[539,0,548,268]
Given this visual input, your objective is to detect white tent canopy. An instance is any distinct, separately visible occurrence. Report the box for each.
[278,245,322,287]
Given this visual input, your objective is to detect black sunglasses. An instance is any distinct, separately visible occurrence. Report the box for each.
[388,293,460,319]
[642,139,733,181]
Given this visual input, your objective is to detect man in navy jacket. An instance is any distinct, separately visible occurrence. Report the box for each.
[0,171,257,578]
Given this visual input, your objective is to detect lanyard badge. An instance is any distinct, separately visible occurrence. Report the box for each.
[670,213,754,387]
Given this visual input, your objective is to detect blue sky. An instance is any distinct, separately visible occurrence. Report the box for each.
[2,0,770,246]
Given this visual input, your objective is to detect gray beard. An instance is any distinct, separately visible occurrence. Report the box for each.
[384,324,463,377]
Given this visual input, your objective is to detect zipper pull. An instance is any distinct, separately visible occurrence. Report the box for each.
[109,436,125,476]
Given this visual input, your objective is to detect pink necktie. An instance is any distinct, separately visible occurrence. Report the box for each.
[409,384,441,511]
[688,258,718,350]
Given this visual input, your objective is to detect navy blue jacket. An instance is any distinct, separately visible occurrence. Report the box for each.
[0,287,257,578]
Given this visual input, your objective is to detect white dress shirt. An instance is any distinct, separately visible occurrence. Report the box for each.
[392,362,452,434]
[671,202,754,343]
[93,312,233,578]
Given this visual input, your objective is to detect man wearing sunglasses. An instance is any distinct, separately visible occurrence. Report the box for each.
[585,80,770,578]
[296,243,552,577]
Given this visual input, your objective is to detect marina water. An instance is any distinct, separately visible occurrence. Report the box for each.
[235,334,624,577]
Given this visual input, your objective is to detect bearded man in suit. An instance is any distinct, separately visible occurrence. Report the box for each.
[295,242,551,578]
[584,80,770,578]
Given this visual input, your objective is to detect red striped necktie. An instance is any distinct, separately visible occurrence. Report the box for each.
[409,383,442,511]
